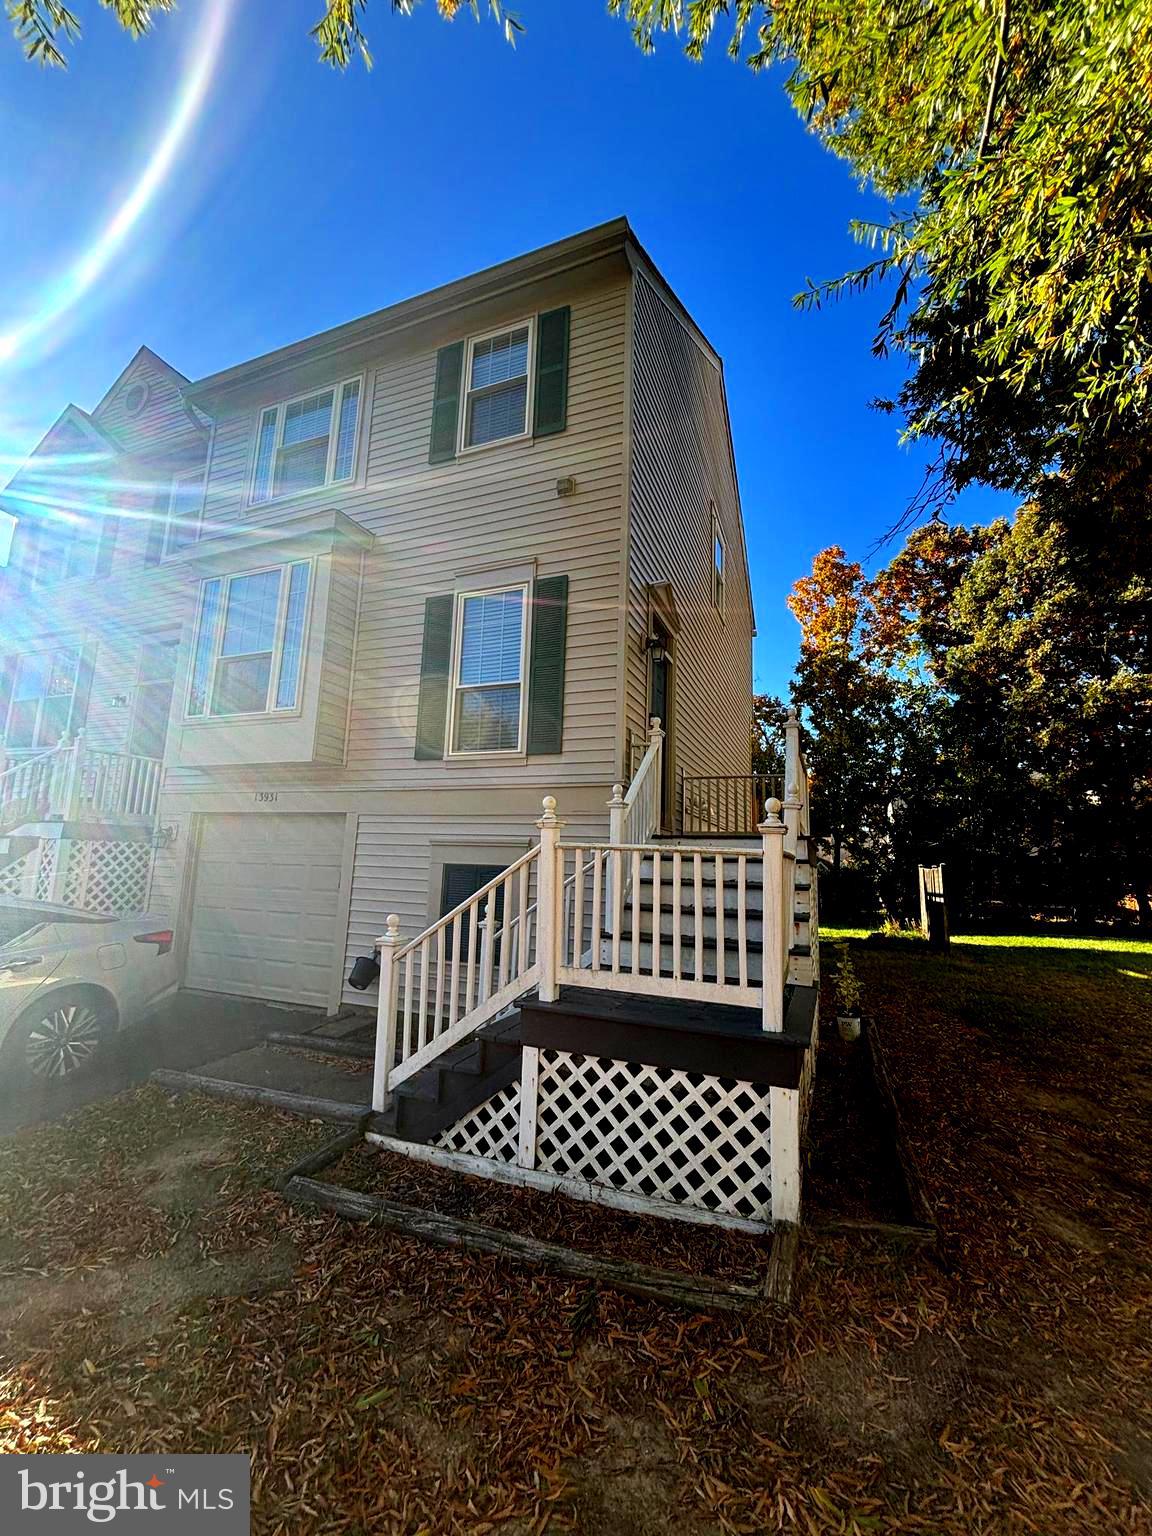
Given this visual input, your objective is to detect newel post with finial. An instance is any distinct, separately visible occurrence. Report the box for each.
[536,796,564,1002]
[372,914,403,1111]
[759,798,786,1032]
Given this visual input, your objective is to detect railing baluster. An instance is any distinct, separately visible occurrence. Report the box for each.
[573,847,586,968]
[417,941,430,1050]
[518,859,531,972]
[449,914,462,1026]
[498,874,512,991]
[631,848,641,975]
[403,952,415,1058]
[651,849,662,980]
[465,900,478,1014]
[672,850,682,981]
[610,848,622,973]
[737,854,748,988]
[693,853,704,982]
[714,853,724,985]
[591,853,602,972]
[433,926,446,1042]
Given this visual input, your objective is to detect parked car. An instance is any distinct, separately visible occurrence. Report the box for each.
[0,898,178,1084]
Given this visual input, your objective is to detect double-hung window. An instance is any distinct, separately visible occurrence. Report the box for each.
[162,468,205,558]
[711,505,726,616]
[462,324,533,450]
[4,648,78,750]
[249,377,362,506]
[187,561,312,719]
[450,585,527,754]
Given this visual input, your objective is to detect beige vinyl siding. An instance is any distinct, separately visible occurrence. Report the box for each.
[314,549,362,766]
[92,356,203,460]
[623,267,754,791]
[182,270,629,792]
[342,805,610,1007]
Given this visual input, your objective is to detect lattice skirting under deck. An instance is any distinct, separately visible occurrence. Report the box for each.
[0,850,34,897]
[436,1080,521,1164]
[434,1049,773,1225]
[62,839,153,915]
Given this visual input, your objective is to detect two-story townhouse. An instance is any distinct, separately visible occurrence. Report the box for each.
[137,218,758,1017]
[2,221,821,1235]
[0,347,210,913]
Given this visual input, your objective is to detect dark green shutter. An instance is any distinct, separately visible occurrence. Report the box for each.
[69,646,95,735]
[526,574,569,755]
[414,594,454,759]
[143,492,168,565]
[429,341,464,464]
[533,306,570,438]
[0,653,15,740]
[95,509,118,575]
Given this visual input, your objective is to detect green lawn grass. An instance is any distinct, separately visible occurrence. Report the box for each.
[823,924,1152,961]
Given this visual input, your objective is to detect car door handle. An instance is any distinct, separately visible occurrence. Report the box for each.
[0,956,44,973]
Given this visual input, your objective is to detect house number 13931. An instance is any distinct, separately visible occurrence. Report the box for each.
[254,792,279,804]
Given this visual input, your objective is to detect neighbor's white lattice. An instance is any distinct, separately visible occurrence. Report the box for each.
[34,840,56,902]
[435,1079,521,1163]
[0,850,33,898]
[534,1050,772,1221]
[63,840,152,915]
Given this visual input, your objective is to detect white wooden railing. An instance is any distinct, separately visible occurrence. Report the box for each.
[371,711,817,1110]
[0,732,161,833]
[374,847,543,1102]
[610,716,664,847]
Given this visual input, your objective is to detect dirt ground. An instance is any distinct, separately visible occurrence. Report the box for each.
[1,936,1150,1534]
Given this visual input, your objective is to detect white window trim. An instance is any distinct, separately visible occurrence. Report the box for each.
[711,505,727,619]
[161,467,206,560]
[457,319,536,457]
[246,375,364,508]
[445,581,531,758]
[184,558,314,723]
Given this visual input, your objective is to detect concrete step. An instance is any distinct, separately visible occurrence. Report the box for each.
[152,1044,372,1122]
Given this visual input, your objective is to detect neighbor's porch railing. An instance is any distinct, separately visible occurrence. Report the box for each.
[680,772,785,837]
[0,732,161,833]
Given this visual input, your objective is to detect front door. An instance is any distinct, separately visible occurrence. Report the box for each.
[648,625,674,832]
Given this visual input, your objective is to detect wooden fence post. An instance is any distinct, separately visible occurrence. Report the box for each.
[372,914,401,1112]
[759,797,786,1032]
[536,796,563,1003]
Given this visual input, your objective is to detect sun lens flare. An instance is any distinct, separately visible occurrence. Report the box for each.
[0,0,235,373]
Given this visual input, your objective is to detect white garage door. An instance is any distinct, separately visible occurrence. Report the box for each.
[186,814,345,1008]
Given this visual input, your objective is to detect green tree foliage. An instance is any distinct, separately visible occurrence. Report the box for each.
[794,506,1152,926]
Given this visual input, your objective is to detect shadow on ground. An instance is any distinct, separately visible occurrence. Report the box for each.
[0,992,336,1133]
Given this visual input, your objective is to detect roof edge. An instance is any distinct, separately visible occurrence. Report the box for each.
[186,218,634,407]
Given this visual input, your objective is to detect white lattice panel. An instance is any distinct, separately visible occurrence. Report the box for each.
[0,851,33,897]
[534,1050,772,1222]
[63,840,152,915]
[33,840,56,902]
[435,1079,521,1163]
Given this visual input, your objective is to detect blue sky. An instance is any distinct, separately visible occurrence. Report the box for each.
[0,0,1013,695]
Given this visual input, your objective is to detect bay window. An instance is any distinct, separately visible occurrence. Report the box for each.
[450,585,527,753]
[187,561,312,719]
[249,377,362,506]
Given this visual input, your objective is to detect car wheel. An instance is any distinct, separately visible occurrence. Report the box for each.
[3,989,115,1083]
